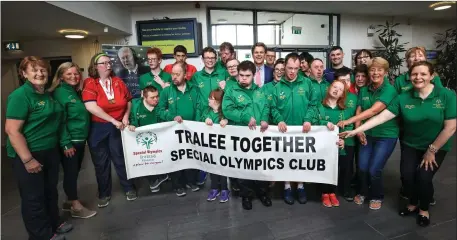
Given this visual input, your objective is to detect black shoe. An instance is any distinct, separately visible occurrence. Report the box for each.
[398,206,418,216]
[259,195,272,207]
[50,234,66,240]
[430,197,436,206]
[343,191,354,202]
[242,197,252,210]
[417,214,430,227]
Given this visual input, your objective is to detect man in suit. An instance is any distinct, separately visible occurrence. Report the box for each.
[251,42,273,87]
[116,47,150,98]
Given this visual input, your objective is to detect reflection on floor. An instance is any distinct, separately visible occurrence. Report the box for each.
[1,141,456,240]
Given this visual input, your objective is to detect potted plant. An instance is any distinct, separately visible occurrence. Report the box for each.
[435,28,456,90]
[375,21,409,82]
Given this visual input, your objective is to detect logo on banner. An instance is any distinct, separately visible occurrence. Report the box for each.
[136,132,158,150]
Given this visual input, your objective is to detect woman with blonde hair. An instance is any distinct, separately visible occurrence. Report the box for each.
[5,56,73,240]
[49,62,97,219]
[341,61,456,226]
[337,57,399,210]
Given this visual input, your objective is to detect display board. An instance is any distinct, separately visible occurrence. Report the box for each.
[136,18,201,58]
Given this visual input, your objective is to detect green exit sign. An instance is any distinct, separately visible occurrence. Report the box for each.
[292,26,302,35]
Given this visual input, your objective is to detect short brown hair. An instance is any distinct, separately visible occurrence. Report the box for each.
[251,42,267,54]
[18,56,51,78]
[88,53,114,79]
[322,79,347,110]
[405,46,426,59]
[147,47,163,60]
[408,61,435,76]
[142,86,158,97]
[219,42,234,53]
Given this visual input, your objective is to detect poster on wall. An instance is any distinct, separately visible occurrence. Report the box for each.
[136,18,201,59]
[350,49,384,69]
[426,50,441,66]
[101,44,150,99]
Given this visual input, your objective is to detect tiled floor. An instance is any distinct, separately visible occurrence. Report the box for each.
[2,140,456,240]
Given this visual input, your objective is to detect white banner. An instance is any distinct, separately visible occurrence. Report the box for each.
[121,121,339,185]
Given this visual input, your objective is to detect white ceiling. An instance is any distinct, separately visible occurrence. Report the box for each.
[119,1,457,21]
[1,1,129,41]
[210,10,294,24]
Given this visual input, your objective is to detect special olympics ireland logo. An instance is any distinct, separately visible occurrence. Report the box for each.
[136,132,157,150]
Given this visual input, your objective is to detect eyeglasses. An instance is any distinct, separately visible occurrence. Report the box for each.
[204,57,216,61]
[96,61,112,66]
[274,69,285,72]
[147,58,159,62]
[357,56,370,60]
[227,65,238,69]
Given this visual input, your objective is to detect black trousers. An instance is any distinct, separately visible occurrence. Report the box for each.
[171,169,197,189]
[239,179,269,198]
[321,149,354,194]
[12,147,61,240]
[210,174,228,190]
[61,142,86,201]
[401,145,446,211]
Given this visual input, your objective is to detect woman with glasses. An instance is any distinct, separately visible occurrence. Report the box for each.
[224,58,240,91]
[82,53,137,208]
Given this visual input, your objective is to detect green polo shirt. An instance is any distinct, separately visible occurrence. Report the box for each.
[317,103,346,155]
[310,77,329,102]
[358,80,399,138]
[53,82,90,147]
[342,92,358,146]
[139,70,172,92]
[387,86,456,151]
[394,72,443,94]
[6,81,69,157]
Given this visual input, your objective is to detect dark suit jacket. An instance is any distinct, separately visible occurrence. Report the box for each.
[263,64,274,85]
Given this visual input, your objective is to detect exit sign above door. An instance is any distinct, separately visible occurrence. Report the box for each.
[292,26,302,35]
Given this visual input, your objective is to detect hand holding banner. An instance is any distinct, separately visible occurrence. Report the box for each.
[121,121,339,185]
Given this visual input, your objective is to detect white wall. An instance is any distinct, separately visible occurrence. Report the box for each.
[129,2,208,70]
[340,15,454,70]
[281,14,329,46]
[1,36,127,79]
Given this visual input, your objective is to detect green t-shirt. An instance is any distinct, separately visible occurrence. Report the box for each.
[6,81,67,157]
[394,72,443,94]
[317,103,347,155]
[137,102,161,126]
[387,86,456,151]
[342,92,358,146]
[201,108,222,124]
[357,80,399,138]
[139,70,172,92]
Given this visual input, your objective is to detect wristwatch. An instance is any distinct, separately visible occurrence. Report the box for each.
[428,144,437,153]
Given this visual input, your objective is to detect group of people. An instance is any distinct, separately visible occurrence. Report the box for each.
[5,39,455,239]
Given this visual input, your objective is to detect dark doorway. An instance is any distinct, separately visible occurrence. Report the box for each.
[16,56,72,89]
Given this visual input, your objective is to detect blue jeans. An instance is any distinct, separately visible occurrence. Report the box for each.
[88,122,134,198]
[358,136,397,200]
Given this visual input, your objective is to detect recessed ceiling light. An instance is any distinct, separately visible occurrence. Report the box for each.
[268,19,277,24]
[429,1,455,10]
[58,29,88,39]
[217,19,227,23]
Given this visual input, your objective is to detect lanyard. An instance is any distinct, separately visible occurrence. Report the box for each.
[99,78,114,101]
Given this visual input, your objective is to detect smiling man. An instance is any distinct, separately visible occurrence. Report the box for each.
[251,42,273,87]
[323,46,352,84]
